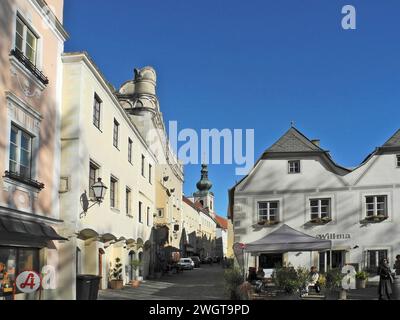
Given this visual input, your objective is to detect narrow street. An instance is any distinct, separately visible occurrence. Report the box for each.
[99,264,227,300]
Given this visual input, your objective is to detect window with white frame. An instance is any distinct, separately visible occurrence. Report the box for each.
[366,249,388,272]
[15,15,38,65]
[113,119,119,148]
[258,201,279,222]
[365,196,387,217]
[89,161,99,199]
[93,94,101,129]
[310,198,331,220]
[110,176,118,208]
[126,187,132,216]
[157,208,164,218]
[9,124,33,179]
[288,160,301,174]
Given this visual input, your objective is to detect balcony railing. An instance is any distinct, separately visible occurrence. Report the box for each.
[10,49,49,86]
[4,170,45,190]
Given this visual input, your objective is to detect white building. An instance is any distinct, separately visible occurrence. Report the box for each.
[58,52,157,299]
[229,126,400,278]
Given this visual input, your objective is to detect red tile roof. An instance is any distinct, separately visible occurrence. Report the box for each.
[214,215,228,230]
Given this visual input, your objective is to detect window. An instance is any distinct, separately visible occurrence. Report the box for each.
[366,250,388,273]
[110,176,118,208]
[258,201,279,222]
[9,124,33,179]
[157,208,164,218]
[128,138,133,163]
[397,155,400,168]
[310,199,331,220]
[288,160,301,174]
[234,220,241,227]
[138,201,143,223]
[147,207,150,226]
[126,187,132,216]
[141,155,145,177]
[0,247,39,293]
[15,16,38,65]
[93,94,101,129]
[149,164,152,183]
[113,119,119,148]
[366,196,387,217]
[89,161,99,198]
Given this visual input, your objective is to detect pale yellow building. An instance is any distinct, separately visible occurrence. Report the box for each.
[59,52,157,299]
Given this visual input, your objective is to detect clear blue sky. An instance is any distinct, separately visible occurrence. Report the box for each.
[64,0,400,218]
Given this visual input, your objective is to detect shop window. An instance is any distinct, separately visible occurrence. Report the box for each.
[259,253,283,269]
[0,247,39,293]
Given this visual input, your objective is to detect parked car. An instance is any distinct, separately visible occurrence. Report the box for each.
[177,258,194,270]
[190,256,201,268]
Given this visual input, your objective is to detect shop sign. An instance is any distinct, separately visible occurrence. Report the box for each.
[15,266,56,293]
[316,233,351,240]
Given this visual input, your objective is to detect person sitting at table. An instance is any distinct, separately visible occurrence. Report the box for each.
[256,267,265,280]
[247,267,258,284]
[301,266,320,297]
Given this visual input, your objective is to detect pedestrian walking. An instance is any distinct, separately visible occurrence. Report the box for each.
[394,255,400,276]
[378,258,393,300]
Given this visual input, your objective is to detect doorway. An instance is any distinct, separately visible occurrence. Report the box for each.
[128,251,136,282]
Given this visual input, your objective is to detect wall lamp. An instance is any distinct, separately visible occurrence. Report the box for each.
[80,178,108,218]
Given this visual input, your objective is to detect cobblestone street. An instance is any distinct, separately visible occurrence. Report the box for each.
[99,264,227,300]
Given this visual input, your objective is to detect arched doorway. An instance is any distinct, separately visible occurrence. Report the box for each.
[128,250,136,282]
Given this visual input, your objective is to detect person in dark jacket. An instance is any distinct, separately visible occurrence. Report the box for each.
[378,258,393,300]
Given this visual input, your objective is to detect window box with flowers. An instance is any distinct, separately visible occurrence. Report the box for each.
[257,220,280,227]
[309,217,332,225]
[361,215,388,224]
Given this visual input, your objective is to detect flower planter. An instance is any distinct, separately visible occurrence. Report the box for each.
[131,280,141,288]
[363,215,387,223]
[110,279,124,290]
[356,279,367,289]
[309,218,332,224]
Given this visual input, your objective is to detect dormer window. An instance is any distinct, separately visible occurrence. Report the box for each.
[288,160,301,174]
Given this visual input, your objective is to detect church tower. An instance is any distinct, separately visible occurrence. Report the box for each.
[192,164,215,217]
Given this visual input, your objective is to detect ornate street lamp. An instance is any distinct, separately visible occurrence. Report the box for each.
[80,178,108,218]
[91,178,108,203]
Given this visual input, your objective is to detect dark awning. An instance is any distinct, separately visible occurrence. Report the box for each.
[245,224,331,253]
[0,216,67,246]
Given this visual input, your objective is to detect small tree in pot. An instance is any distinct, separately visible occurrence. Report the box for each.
[110,257,124,289]
[356,271,368,289]
[130,259,142,288]
[325,268,346,300]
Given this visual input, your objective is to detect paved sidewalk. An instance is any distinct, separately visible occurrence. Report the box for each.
[99,264,227,300]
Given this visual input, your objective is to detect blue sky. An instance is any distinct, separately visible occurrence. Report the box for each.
[64,0,400,217]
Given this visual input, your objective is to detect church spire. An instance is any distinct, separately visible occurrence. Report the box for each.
[196,164,212,193]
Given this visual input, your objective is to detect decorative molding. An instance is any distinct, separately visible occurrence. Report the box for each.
[10,55,45,97]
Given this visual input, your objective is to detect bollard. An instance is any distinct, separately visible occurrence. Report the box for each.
[392,277,400,300]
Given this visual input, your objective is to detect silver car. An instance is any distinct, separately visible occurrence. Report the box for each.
[178,258,194,270]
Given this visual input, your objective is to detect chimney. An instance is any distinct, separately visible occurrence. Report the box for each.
[311,139,320,147]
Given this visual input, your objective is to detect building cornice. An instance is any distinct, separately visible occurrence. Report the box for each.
[29,0,69,41]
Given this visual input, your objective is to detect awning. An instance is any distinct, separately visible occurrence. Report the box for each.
[0,216,67,246]
[245,224,331,253]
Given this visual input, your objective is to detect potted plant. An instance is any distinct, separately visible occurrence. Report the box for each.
[110,257,124,289]
[325,268,346,300]
[356,271,368,289]
[223,267,244,300]
[130,259,143,288]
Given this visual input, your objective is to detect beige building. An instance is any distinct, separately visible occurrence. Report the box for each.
[116,67,185,272]
[0,0,68,300]
[59,52,157,299]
